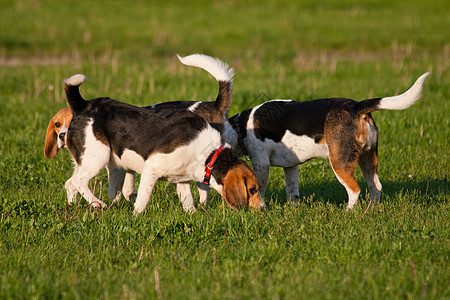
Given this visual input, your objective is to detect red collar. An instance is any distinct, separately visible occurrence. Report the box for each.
[203,145,225,185]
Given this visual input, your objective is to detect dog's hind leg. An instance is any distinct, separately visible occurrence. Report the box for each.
[176,182,196,212]
[325,111,364,210]
[329,160,361,210]
[122,172,136,201]
[359,149,382,206]
[327,137,361,209]
[283,165,299,203]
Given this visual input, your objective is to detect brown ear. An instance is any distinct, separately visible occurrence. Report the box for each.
[44,119,58,158]
[223,170,248,209]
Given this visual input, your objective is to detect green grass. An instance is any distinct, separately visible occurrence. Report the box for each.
[0,0,449,299]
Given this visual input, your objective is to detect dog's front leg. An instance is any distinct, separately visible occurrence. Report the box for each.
[176,182,196,212]
[72,172,107,208]
[251,160,270,198]
[133,168,158,216]
[196,182,210,206]
[65,177,78,204]
[283,166,300,203]
[65,164,79,204]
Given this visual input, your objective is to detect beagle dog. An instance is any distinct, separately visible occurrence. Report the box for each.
[44,108,73,158]
[225,73,429,209]
[43,105,214,205]
[63,54,265,215]
[45,108,137,201]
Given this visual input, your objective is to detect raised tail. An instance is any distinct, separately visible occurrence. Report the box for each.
[356,72,429,114]
[63,74,87,113]
[177,54,234,115]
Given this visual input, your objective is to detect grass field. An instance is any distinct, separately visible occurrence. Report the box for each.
[0,0,449,299]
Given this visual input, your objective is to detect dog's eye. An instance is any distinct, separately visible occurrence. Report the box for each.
[55,122,61,128]
[249,187,257,195]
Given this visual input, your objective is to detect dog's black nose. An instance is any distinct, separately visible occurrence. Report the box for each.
[59,132,66,140]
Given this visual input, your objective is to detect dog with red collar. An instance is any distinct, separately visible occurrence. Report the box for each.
[225,73,429,209]
[63,54,265,216]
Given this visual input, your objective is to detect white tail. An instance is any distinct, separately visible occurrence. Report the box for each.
[177,54,234,82]
[63,74,87,87]
[378,72,429,110]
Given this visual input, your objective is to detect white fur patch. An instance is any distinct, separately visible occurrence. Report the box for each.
[63,74,87,86]
[112,149,146,174]
[57,126,69,148]
[266,130,329,167]
[81,121,111,169]
[177,54,234,82]
[188,101,202,112]
[147,126,222,182]
[378,72,429,110]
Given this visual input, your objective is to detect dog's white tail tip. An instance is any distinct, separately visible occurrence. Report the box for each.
[177,54,234,82]
[64,74,87,87]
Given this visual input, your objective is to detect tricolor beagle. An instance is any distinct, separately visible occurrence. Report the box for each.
[63,54,265,215]
[225,73,429,209]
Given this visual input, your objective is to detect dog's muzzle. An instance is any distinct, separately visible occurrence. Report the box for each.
[58,132,66,148]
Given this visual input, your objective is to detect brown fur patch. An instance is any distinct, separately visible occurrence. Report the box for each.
[317,136,327,144]
[331,162,361,193]
[194,104,223,128]
[355,114,369,147]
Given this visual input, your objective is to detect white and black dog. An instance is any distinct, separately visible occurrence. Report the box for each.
[63,54,265,216]
[225,73,429,209]
[44,107,137,202]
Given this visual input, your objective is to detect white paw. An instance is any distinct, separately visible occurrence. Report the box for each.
[184,206,197,213]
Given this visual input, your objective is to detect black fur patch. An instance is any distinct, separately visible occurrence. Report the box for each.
[252,98,369,143]
[229,110,251,155]
[149,101,224,133]
[355,98,382,114]
[67,114,89,164]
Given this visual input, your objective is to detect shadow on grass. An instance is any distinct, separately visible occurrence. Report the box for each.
[266,177,449,207]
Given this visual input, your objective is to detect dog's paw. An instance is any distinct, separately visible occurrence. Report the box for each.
[124,192,137,202]
[184,206,197,213]
[91,201,107,209]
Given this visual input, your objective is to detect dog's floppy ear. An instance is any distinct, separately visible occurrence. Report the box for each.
[44,118,58,159]
[223,171,248,209]
[222,163,265,210]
